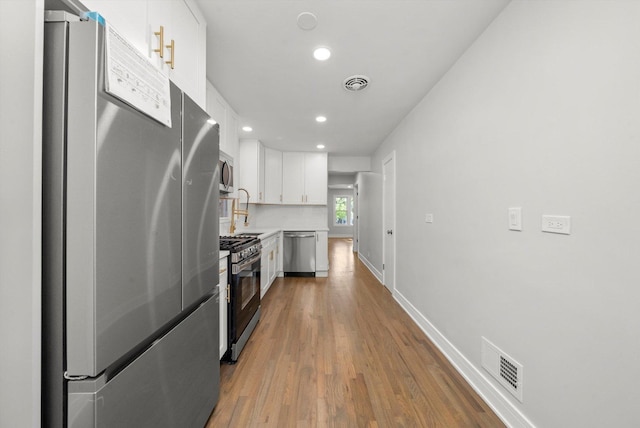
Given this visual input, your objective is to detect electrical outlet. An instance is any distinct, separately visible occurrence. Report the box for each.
[425,213,434,223]
[541,215,571,235]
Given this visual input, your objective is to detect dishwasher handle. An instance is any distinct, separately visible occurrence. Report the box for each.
[284,233,315,238]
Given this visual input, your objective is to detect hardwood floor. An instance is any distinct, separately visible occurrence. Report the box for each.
[206,238,504,427]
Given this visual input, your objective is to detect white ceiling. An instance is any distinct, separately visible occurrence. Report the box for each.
[196,0,510,156]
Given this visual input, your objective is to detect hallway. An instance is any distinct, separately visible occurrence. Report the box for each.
[207,238,504,427]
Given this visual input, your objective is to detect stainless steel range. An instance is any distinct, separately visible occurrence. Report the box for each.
[220,235,262,362]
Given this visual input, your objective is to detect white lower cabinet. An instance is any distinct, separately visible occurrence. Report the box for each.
[260,234,279,297]
[276,233,283,276]
[268,244,277,284]
[315,231,328,277]
[218,256,228,359]
[260,246,269,297]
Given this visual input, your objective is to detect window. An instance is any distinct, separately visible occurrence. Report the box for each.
[334,195,353,226]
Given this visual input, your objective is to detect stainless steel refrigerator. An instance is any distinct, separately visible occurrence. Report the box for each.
[42,11,220,427]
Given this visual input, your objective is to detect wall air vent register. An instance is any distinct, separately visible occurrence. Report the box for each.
[481,337,524,402]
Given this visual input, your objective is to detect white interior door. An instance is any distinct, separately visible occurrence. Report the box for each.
[382,152,396,293]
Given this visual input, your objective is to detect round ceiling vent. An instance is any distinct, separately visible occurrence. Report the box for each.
[343,75,370,92]
[297,12,318,31]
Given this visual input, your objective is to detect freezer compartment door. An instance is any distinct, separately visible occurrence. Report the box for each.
[67,295,220,428]
[182,94,220,309]
[65,21,183,376]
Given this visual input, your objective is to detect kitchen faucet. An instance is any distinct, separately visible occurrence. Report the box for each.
[229,188,250,234]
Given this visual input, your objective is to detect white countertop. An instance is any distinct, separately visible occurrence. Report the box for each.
[219,250,229,260]
[283,227,329,232]
[234,228,281,240]
[226,225,329,242]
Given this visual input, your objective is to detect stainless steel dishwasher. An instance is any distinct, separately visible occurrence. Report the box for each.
[283,231,316,277]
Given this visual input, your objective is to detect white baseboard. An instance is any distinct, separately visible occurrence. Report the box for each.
[358,253,382,284]
[393,290,535,428]
[328,234,354,238]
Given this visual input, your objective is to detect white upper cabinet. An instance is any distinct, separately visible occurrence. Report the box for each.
[303,153,328,205]
[263,147,283,204]
[207,86,227,144]
[238,140,265,203]
[207,81,239,165]
[282,152,305,204]
[82,0,207,108]
[226,111,239,159]
[147,0,206,107]
[82,0,148,55]
[282,152,327,205]
[240,147,326,206]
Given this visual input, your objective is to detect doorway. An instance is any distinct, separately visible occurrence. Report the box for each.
[382,152,396,293]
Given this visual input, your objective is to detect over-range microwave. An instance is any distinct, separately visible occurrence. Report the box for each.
[219,150,234,193]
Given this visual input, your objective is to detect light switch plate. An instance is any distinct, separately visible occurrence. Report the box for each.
[508,207,522,231]
[425,213,434,223]
[542,215,571,235]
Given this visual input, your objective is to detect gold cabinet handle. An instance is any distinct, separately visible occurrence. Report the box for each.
[165,39,175,69]
[153,26,164,58]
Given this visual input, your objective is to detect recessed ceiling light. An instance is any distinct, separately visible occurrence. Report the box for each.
[316,144,325,149]
[315,116,327,123]
[207,119,217,125]
[313,47,331,61]
[242,126,253,132]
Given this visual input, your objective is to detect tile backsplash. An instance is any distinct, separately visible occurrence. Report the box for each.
[219,203,328,235]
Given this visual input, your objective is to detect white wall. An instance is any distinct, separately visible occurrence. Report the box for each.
[0,1,43,427]
[369,1,640,426]
[355,171,382,281]
[327,188,354,238]
[235,204,328,231]
[328,173,356,186]
[328,155,371,173]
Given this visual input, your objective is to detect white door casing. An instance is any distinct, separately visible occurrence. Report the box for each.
[382,152,396,293]
[353,184,359,253]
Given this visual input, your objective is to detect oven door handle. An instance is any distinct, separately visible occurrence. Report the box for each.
[233,253,262,274]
